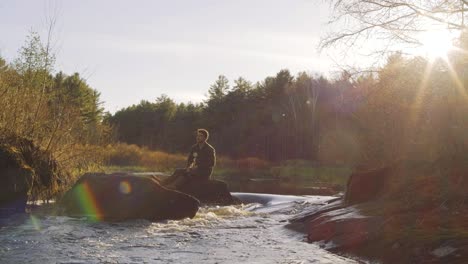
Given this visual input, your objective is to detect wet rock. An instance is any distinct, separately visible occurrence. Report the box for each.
[60,173,200,221]
[307,205,382,250]
[391,242,400,249]
[0,164,31,217]
[432,246,457,258]
[178,179,242,205]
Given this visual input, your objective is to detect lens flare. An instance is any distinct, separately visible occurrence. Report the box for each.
[119,181,132,194]
[29,215,41,231]
[75,182,103,222]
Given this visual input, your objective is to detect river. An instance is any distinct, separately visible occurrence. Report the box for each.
[0,193,359,264]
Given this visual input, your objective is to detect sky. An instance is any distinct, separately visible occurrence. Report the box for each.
[1,0,338,113]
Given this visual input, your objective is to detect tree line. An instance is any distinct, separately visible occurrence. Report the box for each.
[106,71,355,163]
[108,53,468,167]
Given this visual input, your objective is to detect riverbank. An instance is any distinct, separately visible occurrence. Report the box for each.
[288,160,468,263]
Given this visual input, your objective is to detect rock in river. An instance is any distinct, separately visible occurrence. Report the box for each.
[177,179,241,205]
[60,173,200,221]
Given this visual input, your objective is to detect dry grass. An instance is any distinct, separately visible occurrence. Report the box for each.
[102,143,186,172]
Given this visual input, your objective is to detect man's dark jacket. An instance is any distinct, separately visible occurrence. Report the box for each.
[187,143,216,180]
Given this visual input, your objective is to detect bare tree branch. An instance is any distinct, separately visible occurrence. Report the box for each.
[321,0,467,69]
[30,7,58,136]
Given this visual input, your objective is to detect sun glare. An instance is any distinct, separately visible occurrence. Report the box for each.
[420,30,455,60]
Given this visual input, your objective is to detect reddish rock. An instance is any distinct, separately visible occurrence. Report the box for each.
[345,167,392,205]
[307,206,381,250]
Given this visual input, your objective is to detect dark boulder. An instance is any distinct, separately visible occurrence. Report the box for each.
[60,173,200,221]
[345,166,392,205]
[0,132,61,217]
[0,149,31,216]
[177,179,242,205]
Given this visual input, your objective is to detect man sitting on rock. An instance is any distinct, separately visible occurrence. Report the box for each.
[164,129,216,189]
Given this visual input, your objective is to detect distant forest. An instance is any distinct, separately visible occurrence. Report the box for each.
[107,70,358,163]
[107,50,468,166]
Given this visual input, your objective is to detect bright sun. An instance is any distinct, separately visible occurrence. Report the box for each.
[420,30,455,59]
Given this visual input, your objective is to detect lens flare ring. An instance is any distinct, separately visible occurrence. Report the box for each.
[119,181,132,195]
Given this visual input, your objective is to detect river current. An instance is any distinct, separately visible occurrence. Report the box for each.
[0,193,358,263]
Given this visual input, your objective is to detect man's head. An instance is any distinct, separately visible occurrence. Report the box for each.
[196,129,209,144]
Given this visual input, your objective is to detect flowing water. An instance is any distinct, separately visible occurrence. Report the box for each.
[0,193,359,264]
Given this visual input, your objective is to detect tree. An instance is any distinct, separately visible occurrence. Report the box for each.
[0,56,9,98]
[294,72,328,159]
[207,75,230,103]
[322,0,468,57]
[203,75,230,141]
[319,1,468,165]
[1,32,109,166]
[13,31,54,75]
[233,77,252,93]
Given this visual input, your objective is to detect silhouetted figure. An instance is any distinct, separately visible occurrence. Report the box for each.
[164,129,216,189]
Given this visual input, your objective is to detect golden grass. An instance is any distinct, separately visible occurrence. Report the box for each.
[102,143,186,172]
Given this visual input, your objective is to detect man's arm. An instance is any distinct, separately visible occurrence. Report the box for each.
[208,147,216,168]
[187,147,194,168]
